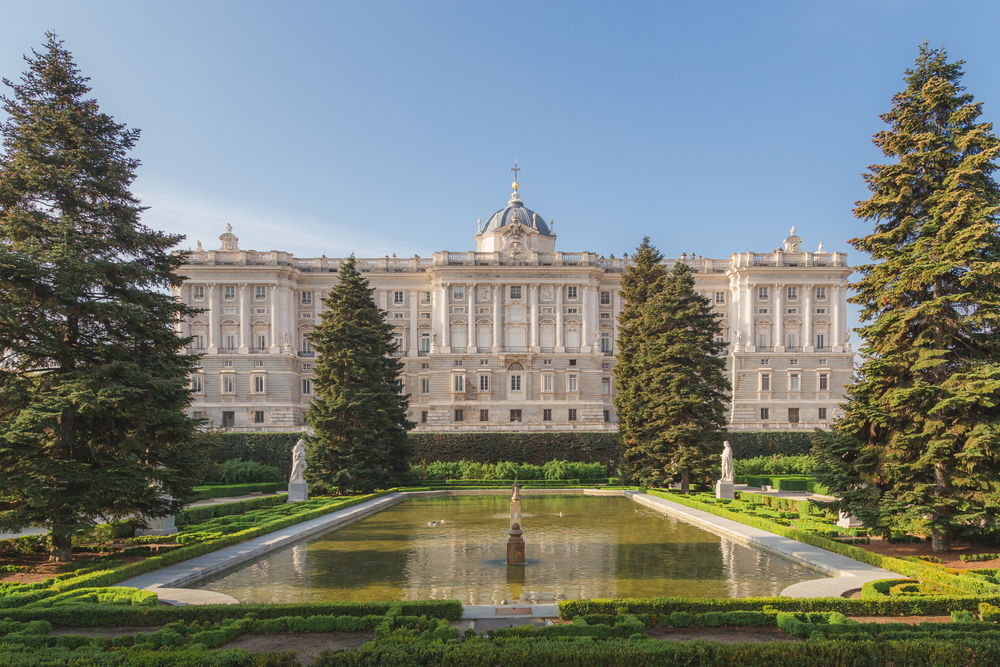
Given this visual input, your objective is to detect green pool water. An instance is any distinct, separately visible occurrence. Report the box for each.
[191,495,825,604]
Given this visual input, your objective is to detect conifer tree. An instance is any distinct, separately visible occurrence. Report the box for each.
[613,237,667,480]
[628,263,730,490]
[0,35,202,561]
[813,44,1000,552]
[305,256,412,494]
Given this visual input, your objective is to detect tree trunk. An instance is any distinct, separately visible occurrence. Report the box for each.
[680,469,690,494]
[932,463,951,553]
[49,526,73,563]
[931,526,951,554]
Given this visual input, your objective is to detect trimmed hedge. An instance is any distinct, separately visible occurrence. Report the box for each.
[175,494,287,526]
[187,483,288,502]
[308,637,1000,667]
[206,432,301,477]
[409,432,622,465]
[0,599,464,627]
[726,431,816,458]
[0,647,298,666]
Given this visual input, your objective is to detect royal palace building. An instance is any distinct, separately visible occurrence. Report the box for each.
[174,179,854,433]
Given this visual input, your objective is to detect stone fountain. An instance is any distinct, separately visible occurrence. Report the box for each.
[507,481,525,565]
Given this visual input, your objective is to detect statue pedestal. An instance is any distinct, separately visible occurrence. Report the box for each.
[506,523,525,565]
[837,511,862,530]
[135,514,177,537]
[715,480,735,500]
[287,482,309,503]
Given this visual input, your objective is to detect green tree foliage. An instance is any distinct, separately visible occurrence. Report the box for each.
[813,44,1000,552]
[626,263,730,490]
[305,256,412,493]
[0,35,202,561]
[613,237,667,481]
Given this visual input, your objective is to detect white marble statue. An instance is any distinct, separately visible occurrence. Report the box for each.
[720,441,734,482]
[290,439,307,482]
[735,329,743,345]
[282,330,291,347]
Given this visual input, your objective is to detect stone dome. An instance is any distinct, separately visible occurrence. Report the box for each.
[481,192,552,236]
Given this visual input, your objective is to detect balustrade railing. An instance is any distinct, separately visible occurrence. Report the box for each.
[502,346,529,353]
[298,350,315,357]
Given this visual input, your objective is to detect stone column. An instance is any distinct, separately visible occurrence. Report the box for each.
[207,283,219,354]
[555,283,565,352]
[408,289,419,355]
[269,282,280,353]
[745,281,756,352]
[529,283,539,352]
[238,283,250,353]
[441,282,451,352]
[832,284,843,351]
[287,285,297,354]
[431,282,445,353]
[492,282,501,353]
[581,284,590,353]
[773,283,784,352]
[467,282,476,353]
[803,284,814,352]
[587,280,599,352]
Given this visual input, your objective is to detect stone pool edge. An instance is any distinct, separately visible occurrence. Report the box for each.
[622,491,897,598]
[115,488,895,605]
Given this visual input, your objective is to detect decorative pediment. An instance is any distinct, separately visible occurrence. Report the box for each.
[538,318,556,325]
[219,318,239,326]
[814,318,832,326]
[417,323,432,329]
[785,318,802,326]
[251,319,269,326]
[296,323,314,331]
[564,318,582,325]
[755,319,773,327]
[450,318,468,326]
[598,322,614,330]
[475,318,493,325]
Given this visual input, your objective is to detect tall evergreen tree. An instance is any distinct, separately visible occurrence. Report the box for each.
[812,44,1000,552]
[0,35,202,561]
[305,256,412,494]
[613,237,667,481]
[628,263,730,490]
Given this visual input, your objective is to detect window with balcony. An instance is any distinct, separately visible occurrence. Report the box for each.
[301,291,312,305]
[224,286,236,300]
[453,286,464,300]
[255,286,266,300]
[758,286,768,300]
[787,286,798,300]
[816,286,827,300]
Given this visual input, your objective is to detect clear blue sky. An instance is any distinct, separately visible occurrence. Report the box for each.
[3,2,999,311]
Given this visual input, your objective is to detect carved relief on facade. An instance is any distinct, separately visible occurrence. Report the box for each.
[540,285,553,302]
[479,284,490,302]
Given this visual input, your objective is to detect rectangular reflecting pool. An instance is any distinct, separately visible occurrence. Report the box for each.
[191,495,826,604]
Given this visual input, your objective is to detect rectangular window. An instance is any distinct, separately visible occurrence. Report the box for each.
[788,407,800,423]
[600,291,611,305]
[222,375,235,393]
[302,363,311,370]
[510,409,522,422]
[757,308,769,314]
[192,411,202,420]
[604,410,610,423]
[454,409,464,422]
[818,358,827,365]
[453,375,465,392]
[787,286,798,300]
[394,291,404,304]
[254,360,264,367]
[566,307,578,314]
[786,308,797,314]
[815,308,827,314]
[454,360,463,366]
[302,334,312,353]
[393,334,404,350]
[715,292,726,304]
[257,334,266,350]
[255,286,266,300]
[480,359,489,365]
[600,333,611,352]
[253,375,265,393]
[602,362,610,370]
[568,374,578,392]
[393,312,404,319]
[789,374,800,391]
[421,411,428,423]
[819,373,829,391]
[510,285,522,300]
[416,378,427,394]
[760,407,769,420]
[301,291,312,305]
[758,286,768,300]
[480,409,489,422]
[568,409,577,421]
[819,407,828,420]
[420,334,431,352]
[602,377,611,394]
[193,285,205,300]
[543,409,552,421]
[421,291,431,304]
[816,334,825,349]
[479,374,490,392]
[454,286,464,300]
[302,378,312,395]
[789,358,798,365]
[567,286,578,299]
[510,375,521,391]
[223,360,233,368]
[224,285,236,300]
[760,373,770,391]
[543,374,553,391]
[222,411,235,428]
[569,359,577,366]
[420,312,431,318]
[816,286,826,300]
[254,410,264,424]
[760,358,769,365]
[191,376,202,392]
[600,312,611,319]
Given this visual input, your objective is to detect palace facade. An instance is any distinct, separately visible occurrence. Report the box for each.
[174,181,854,432]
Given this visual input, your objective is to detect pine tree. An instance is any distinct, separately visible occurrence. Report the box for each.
[629,263,730,490]
[0,34,202,561]
[305,256,412,494]
[613,237,667,481]
[813,44,1000,552]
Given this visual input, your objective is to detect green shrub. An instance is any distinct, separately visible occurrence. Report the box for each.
[212,459,284,484]
[186,483,286,502]
[733,455,816,476]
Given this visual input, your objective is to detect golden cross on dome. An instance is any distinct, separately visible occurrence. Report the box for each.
[511,160,520,183]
